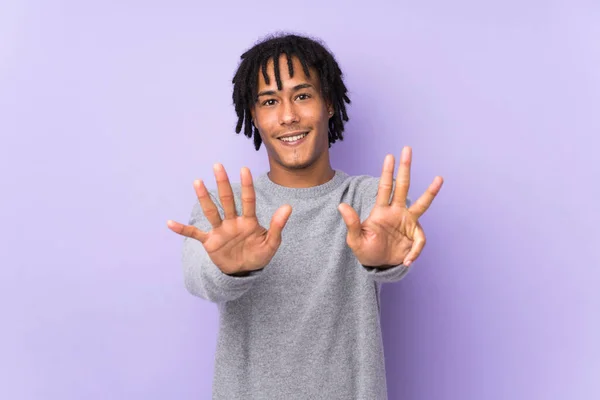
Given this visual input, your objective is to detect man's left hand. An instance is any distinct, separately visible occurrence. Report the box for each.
[338,146,443,268]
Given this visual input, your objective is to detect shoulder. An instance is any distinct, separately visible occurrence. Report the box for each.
[343,174,381,201]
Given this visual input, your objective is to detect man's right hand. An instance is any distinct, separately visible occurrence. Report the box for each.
[167,164,292,276]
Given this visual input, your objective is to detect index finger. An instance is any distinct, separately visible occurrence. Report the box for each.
[194,179,222,229]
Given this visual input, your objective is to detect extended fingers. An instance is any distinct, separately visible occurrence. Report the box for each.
[213,163,237,219]
[375,154,395,206]
[266,204,293,250]
[194,179,222,228]
[408,176,444,218]
[240,167,256,218]
[167,220,209,243]
[391,146,411,207]
[338,203,362,245]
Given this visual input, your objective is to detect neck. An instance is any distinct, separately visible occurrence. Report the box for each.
[267,157,335,188]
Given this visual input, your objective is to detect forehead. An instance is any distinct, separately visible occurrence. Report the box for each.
[257,54,320,91]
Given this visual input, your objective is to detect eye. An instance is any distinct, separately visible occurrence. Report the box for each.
[262,99,277,106]
[296,93,311,101]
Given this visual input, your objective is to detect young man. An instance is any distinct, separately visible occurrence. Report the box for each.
[167,33,443,399]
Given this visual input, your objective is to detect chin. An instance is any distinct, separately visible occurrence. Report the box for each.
[277,156,316,170]
[284,161,314,170]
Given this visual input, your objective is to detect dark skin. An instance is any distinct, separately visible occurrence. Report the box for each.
[167,54,444,274]
[251,56,335,188]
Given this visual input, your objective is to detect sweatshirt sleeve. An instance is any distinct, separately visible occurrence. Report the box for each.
[361,263,412,283]
[358,177,415,283]
[181,194,264,303]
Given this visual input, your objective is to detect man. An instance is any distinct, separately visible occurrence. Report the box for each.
[167,33,443,399]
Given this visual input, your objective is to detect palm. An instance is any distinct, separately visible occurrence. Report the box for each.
[352,207,416,267]
[167,165,292,275]
[339,147,443,268]
[202,218,274,274]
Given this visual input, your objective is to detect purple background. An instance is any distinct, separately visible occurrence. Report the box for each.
[1,1,599,399]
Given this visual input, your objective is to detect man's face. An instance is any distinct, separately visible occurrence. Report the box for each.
[251,55,332,171]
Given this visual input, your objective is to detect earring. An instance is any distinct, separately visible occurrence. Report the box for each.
[329,111,333,116]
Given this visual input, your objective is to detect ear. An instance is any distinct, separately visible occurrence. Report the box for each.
[326,100,334,118]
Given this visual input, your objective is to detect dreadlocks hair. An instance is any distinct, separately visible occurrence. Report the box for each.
[232,33,351,151]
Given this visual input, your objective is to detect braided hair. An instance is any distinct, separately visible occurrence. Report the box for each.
[232,33,351,150]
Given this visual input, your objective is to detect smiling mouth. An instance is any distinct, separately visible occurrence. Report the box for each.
[278,132,309,143]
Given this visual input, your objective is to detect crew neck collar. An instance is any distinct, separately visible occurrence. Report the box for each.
[255,170,348,199]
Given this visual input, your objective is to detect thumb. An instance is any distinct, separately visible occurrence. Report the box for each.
[266,204,293,248]
[337,203,362,246]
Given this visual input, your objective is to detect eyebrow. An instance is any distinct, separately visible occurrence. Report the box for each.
[256,83,315,98]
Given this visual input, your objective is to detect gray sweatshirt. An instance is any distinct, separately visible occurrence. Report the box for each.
[182,170,413,399]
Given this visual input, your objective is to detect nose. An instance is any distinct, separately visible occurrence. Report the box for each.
[279,100,299,125]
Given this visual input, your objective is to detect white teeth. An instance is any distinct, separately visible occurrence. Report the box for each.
[280,133,308,142]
